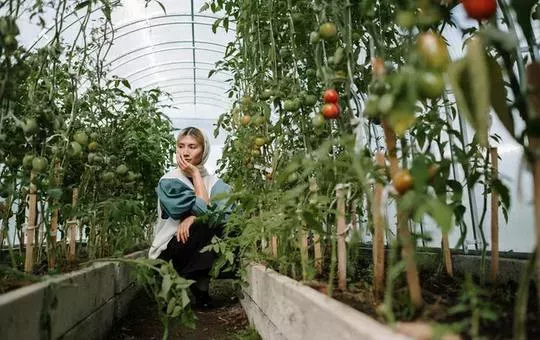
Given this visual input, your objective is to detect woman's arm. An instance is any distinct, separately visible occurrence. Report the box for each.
[191,171,209,203]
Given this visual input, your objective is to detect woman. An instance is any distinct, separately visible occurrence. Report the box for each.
[149,127,231,307]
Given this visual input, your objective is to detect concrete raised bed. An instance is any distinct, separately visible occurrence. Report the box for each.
[241,264,409,340]
[0,250,146,340]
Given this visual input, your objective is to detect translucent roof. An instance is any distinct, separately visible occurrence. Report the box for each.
[20,0,234,143]
[17,0,235,172]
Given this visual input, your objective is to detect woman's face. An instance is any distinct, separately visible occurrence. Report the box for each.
[177,135,204,166]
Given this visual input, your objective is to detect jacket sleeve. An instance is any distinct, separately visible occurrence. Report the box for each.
[157,179,197,219]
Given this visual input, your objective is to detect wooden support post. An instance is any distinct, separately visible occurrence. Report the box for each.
[382,120,423,308]
[48,161,61,269]
[442,234,453,277]
[68,188,78,262]
[373,152,386,299]
[299,228,308,281]
[271,236,278,257]
[336,185,347,291]
[313,233,322,275]
[490,147,499,282]
[24,172,37,274]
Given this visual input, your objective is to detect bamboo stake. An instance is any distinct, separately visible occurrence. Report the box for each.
[336,184,347,291]
[68,188,78,262]
[382,120,423,308]
[48,161,61,269]
[373,152,386,299]
[313,232,323,274]
[442,234,453,277]
[533,152,540,312]
[490,147,499,282]
[24,172,37,274]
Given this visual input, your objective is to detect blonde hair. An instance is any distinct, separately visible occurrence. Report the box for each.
[177,127,205,150]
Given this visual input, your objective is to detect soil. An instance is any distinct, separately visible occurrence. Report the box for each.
[306,269,540,340]
[108,279,258,340]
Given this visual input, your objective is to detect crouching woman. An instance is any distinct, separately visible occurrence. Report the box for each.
[149,127,232,307]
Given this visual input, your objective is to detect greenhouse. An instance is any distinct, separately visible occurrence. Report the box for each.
[1,0,540,339]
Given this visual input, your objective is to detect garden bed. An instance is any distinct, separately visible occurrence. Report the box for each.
[241,264,409,340]
[0,250,146,340]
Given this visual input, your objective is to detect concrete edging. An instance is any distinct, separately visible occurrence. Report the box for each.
[241,264,409,340]
[0,250,147,340]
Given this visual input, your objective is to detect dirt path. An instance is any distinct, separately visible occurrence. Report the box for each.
[108,280,257,340]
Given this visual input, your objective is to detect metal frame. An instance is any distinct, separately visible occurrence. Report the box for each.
[140,80,228,92]
[162,94,229,105]
[107,40,226,68]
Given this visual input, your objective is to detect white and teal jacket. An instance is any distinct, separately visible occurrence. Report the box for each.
[148,169,232,259]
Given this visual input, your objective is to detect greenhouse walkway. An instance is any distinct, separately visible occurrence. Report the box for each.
[108,279,255,340]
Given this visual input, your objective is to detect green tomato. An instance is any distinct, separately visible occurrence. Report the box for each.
[88,141,98,151]
[73,130,89,146]
[283,99,297,112]
[102,171,115,183]
[417,71,446,99]
[32,157,48,173]
[23,154,35,169]
[303,95,317,106]
[116,164,129,175]
[22,118,38,135]
[309,31,320,44]
[70,141,83,157]
[312,114,326,128]
[396,11,416,29]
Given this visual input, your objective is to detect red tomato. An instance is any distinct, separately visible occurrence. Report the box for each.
[323,89,339,104]
[322,103,340,119]
[462,0,497,21]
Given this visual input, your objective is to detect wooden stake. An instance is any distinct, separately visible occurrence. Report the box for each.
[336,185,347,291]
[299,228,309,281]
[24,172,37,274]
[68,188,78,262]
[48,161,61,269]
[313,233,323,274]
[490,147,499,282]
[271,236,278,257]
[382,120,423,308]
[373,152,386,299]
[442,234,453,277]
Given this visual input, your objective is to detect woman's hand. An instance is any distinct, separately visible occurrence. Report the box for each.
[177,215,196,243]
[176,152,200,178]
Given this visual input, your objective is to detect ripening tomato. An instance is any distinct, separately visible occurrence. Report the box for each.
[322,103,340,119]
[319,22,337,40]
[393,169,413,195]
[462,0,497,21]
[240,115,251,126]
[323,89,339,104]
[416,32,450,71]
[312,114,326,127]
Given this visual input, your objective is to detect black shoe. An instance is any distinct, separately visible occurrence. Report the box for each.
[190,286,214,309]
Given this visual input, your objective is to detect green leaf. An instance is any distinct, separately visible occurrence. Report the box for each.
[74,0,91,11]
[223,17,229,32]
[199,3,210,12]
[426,199,453,233]
[121,79,131,89]
[208,69,216,78]
[487,56,513,135]
[212,18,222,34]
[102,4,111,21]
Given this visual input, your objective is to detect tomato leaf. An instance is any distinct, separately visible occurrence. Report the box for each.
[199,3,209,12]
[426,199,453,233]
[74,0,91,11]
[121,79,131,89]
[487,57,513,136]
